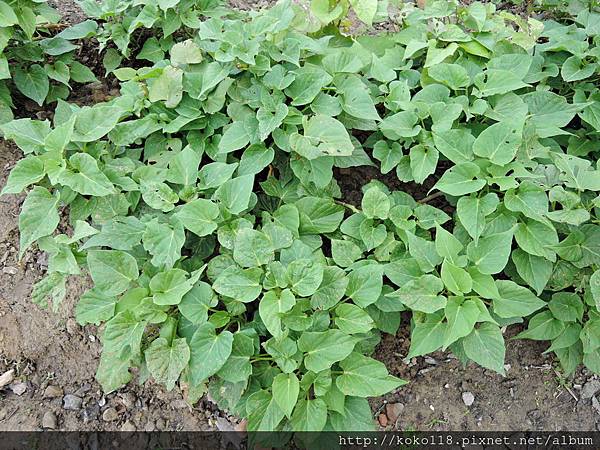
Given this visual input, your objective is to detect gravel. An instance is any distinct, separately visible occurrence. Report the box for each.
[63,394,83,411]
[462,391,475,406]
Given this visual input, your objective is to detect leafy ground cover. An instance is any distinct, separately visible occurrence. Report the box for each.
[1,0,600,436]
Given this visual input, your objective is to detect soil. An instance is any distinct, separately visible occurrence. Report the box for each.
[1,0,599,435]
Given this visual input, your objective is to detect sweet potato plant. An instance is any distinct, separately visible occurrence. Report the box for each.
[1,0,600,434]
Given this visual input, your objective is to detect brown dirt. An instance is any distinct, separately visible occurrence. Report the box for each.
[1,0,599,434]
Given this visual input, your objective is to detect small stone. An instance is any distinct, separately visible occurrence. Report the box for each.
[216,417,235,432]
[43,385,63,399]
[63,394,83,411]
[581,379,600,401]
[98,397,106,407]
[2,266,17,275]
[170,399,188,409]
[102,407,119,422]
[424,356,438,365]
[593,396,600,415]
[378,413,388,427]
[83,405,100,423]
[66,318,79,335]
[385,403,404,423]
[120,420,136,432]
[10,382,27,396]
[144,420,156,432]
[42,411,57,429]
[462,391,475,407]
[0,369,15,388]
[155,418,165,430]
[119,392,136,409]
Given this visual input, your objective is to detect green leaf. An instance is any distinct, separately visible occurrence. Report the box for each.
[298,329,358,372]
[166,147,200,185]
[302,115,355,157]
[150,268,198,305]
[516,311,565,341]
[213,175,254,215]
[13,65,49,106]
[493,280,546,318]
[170,39,203,65]
[337,352,406,397]
[18,187,59,257]
[59,153,115,196]
[473,120,522,165]
[1,156,45,195]
[233,229,274,268]
[466,228,514,274]
[380,111,421,140]
[296,197,344,234]
[349,0,377,25]
[410,145,438,184]
[511,250,553,295]
[178,282,216,325]
[0,1,18,26]
[463,323,505,375]
[259,289,295,339]
[213,265,262,303]
[218,121,250,154]
[346,264,383,308]
[591,270,600,311]
[433,129,474,164]
[175,199,219,237]
[434,162,486,196]
[148,66,183,108]
[142,219,185,269]
[87,250,139,296]
[286,259,324,297]
[272,373,300,419]
[334,303,374,334]
[387,274,446,313]
[189,323,233,386]
[428,63,470,90]
[441,260,473,295]
[75,288,117,326]
[146,337,190,390]
[443,297,479,349]
[362,187,390,219]
[457,194,498,243]
[548,292,583,323]
[285,65,332,106]
[290,398,327,432]
[72,106,122,142]
[407,314,447,358]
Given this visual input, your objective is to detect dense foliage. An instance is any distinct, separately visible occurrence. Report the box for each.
[0,0,98,122]
[1,0,600,434]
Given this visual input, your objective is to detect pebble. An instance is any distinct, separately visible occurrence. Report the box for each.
[216,417,235,432]
[0,369,15,388]
[424,356,438,365]
[83,405,100,423]
[2,266,17,275]
[581,379,600,401]
[10,382,27,396]
[462,391,475,407]
[63,394,83,411]
[144,420,156,432]
[171,399,188,409]
[66,318,79,335]
[378,413,388,427]
[119,392,136,409]
[120,420,136,432]
[593,396,600,415]
[102,407,119,422]
[385,403,404,423]
[43,385,63,399]
[42,411,57,429]
[155,418,165,430]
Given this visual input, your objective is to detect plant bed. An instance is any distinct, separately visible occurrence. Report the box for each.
[1,0,600,436]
